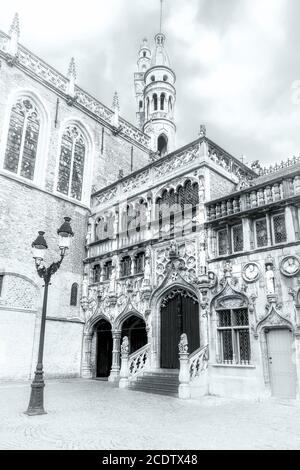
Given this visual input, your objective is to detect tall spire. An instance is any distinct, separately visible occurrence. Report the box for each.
[7,13,20,57]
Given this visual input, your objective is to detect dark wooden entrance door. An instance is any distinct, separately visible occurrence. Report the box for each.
[160,291,200,369]
[96,320,113,378]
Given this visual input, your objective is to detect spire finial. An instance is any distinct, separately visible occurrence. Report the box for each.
[112,91,120,128]
[112,91,120,111]
[66,57,77,99]
[68,57,76,80]
[160,0,164,33]
[9,13,20,38]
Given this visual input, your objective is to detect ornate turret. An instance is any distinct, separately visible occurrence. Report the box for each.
[134,38,152,129]
[142,30,176,157]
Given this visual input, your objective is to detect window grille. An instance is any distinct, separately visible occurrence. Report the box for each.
[4,98,40,181]
[217,308,250,365]
[255,218,268,247]
[57,126,86,201]
[93,264,101,283]
[272,213,287,244]
[120,256,132,278]
[232,224,243,252]
[70,283,78,306]
[135,252,145,274]
[218,229,228,255]
[103,261,112,281]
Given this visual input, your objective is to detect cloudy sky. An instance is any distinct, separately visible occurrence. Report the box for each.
[1,0,300,165]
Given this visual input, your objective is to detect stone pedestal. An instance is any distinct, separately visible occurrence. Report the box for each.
[109,330,121,382]
[119,336,129,389]
[178,333,191,399]
[81,333,93,378]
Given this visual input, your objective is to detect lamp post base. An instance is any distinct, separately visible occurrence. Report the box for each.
[24,371,46,416]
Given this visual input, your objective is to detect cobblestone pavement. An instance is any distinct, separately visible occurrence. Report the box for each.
[0,379,300,450]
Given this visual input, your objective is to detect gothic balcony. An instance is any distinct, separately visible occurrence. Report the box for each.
[206,173,300,223]
[88,238,117,259]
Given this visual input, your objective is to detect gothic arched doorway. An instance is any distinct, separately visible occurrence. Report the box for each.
[121,315,147,354]
[96,319,113,378]
[160,288,200,369]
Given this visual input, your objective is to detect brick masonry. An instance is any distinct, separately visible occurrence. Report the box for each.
[0,57,150,380]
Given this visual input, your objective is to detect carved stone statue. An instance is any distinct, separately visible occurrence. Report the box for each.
[109,256,118,293]
[265,263,275,294]
[121,336,129,355]
[169,239,177,257]
[178,333,189,354]
[82,273,89,298]
[113,213,119,239]
[143,257,151,284]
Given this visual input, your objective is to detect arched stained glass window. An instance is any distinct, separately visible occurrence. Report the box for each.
[57,125,86,201]
[4,98,40,181]
[70,283,78,306]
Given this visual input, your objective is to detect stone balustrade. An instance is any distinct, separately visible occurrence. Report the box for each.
[257,156,300,176]
[206,175,300,221]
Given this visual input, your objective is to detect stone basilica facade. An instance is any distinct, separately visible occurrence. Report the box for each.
[1,14,300,401]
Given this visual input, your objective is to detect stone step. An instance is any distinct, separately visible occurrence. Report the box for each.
[129,370,179,397]
[129,383,178,397]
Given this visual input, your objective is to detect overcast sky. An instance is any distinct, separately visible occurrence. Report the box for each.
[1,0,300,165]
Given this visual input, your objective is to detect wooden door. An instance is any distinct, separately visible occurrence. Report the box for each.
[160,292,200,369]
[266,329,297,399]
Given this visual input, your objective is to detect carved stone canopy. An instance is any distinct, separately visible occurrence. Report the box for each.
[254,305,294,337]
[212,281,248,311]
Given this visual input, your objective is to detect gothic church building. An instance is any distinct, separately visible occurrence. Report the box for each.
[1,14,300,401]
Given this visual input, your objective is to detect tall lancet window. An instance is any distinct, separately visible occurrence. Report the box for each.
[4,98,40,180]
[57,125,86,201]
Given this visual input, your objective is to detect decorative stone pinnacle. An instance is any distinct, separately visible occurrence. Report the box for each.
[9,13,20,38]
[112,91,120,111]
[199,124,206,137]
[68,57,76,80]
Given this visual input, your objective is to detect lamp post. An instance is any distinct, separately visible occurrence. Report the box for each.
[25,217,74,416]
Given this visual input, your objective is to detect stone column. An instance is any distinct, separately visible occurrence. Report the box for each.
[266,213,272,246]
[200,300,209,347]
[119,336,129,389]
[131,255,136,276]
[285,205,296,243]
[81,333,93,378]
[178,333,190,399]
[242,217,252,251]
[108,330,121,382]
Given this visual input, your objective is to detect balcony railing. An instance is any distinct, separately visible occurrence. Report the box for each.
[206,174,300,222]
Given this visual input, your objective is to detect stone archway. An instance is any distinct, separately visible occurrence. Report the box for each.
[121,314,147,354]
[149,278,201,370]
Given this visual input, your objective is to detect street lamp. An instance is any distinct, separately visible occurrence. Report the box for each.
[25,217,74,416]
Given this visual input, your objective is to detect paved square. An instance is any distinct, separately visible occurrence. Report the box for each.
[0,379,300,450]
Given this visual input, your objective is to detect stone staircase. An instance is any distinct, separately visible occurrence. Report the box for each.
[129,369,179,397]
